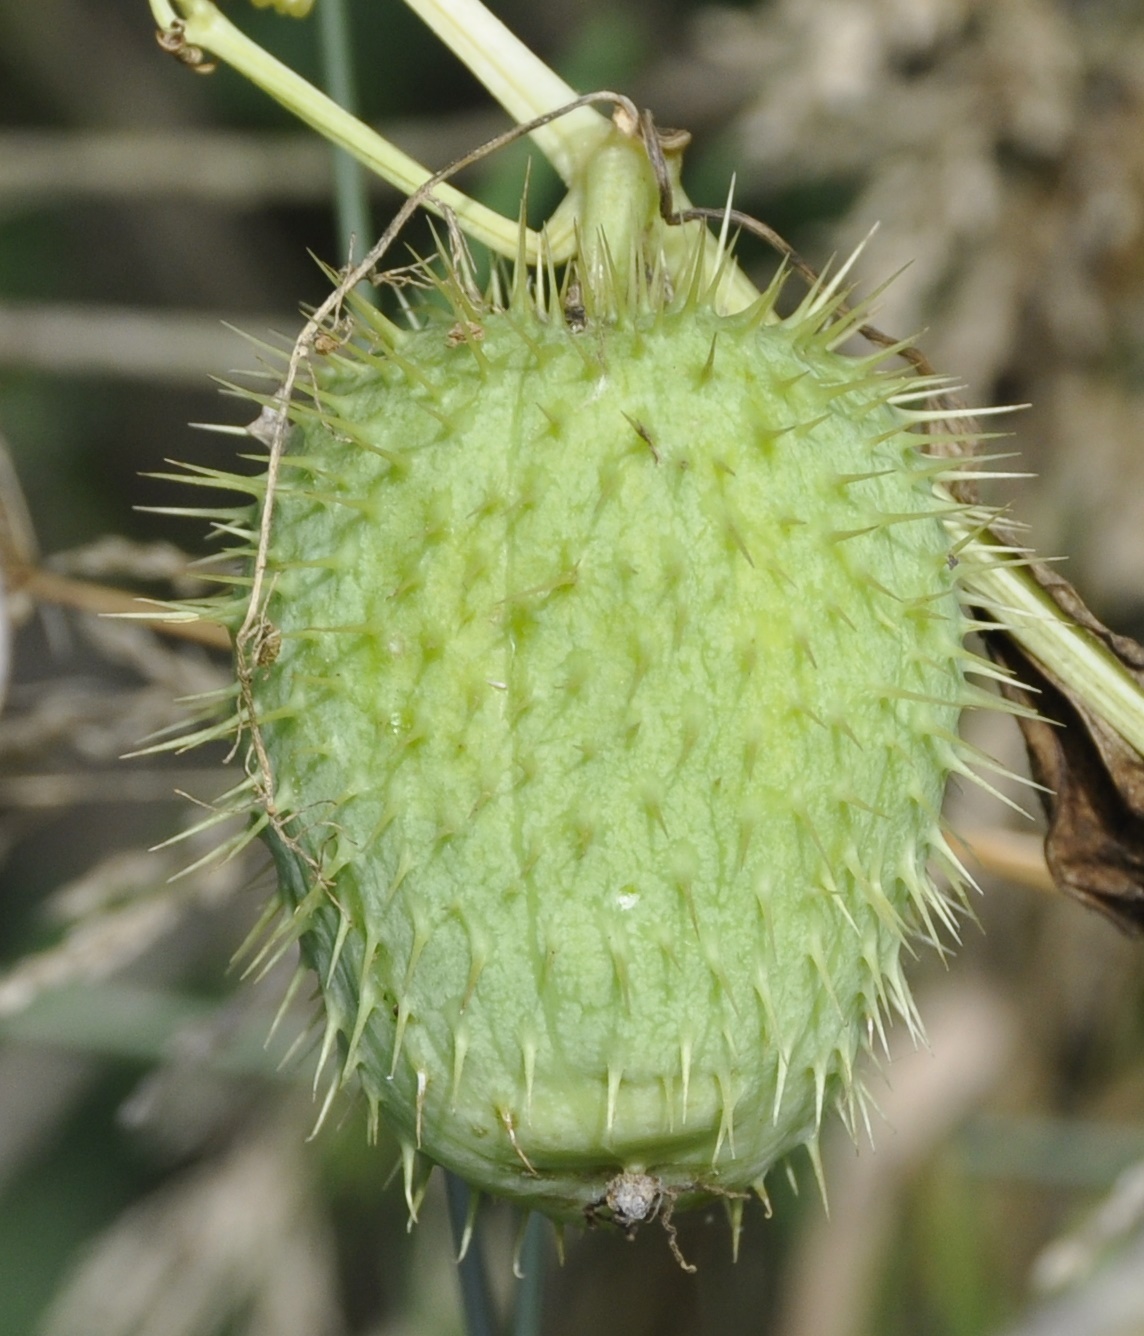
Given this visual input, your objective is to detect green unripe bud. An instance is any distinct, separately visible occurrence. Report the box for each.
[237,243,975,1227]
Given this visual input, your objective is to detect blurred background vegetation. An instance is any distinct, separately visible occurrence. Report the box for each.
[2,0,1144,1333]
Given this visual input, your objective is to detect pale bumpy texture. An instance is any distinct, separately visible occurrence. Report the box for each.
[247,286,968,1223]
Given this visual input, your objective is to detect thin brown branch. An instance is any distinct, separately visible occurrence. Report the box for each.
[10,565,231,652]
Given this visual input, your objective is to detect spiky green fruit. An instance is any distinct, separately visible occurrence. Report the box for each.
[191,136,994,1233]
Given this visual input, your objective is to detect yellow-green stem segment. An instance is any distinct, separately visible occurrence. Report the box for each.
[146,0,552,259]
[959,534,1144,760]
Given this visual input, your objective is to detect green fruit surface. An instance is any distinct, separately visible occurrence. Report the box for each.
[252,293,965,1220]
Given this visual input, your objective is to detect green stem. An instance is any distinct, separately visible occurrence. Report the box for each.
[146,0,538,258]
[316,0,371,267]
[146,0,760,306]
[511,1213,549,1336]
[959,534,1144,758]
[445,1172,500,1336]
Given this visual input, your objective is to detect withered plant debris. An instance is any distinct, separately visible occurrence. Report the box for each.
[983,566,1144,935]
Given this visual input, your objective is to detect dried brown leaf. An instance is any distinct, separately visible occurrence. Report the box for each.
[982,559,1144,934]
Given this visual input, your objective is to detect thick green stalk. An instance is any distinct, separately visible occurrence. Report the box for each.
[958,530,1144,758]
[400,0,611,184]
